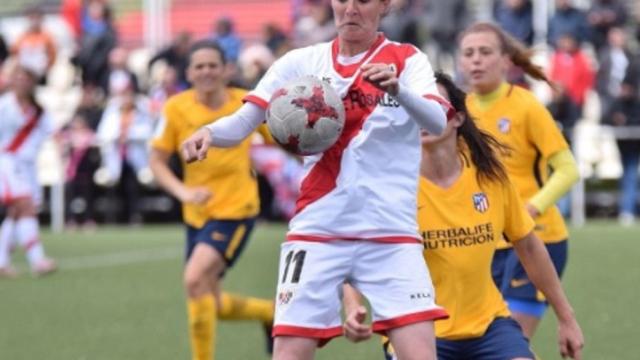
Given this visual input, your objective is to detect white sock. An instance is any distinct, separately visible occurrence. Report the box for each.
[15,217,45,267]
[0,217,15,267]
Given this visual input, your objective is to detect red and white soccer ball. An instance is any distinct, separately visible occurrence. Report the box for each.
[266,76,345,155]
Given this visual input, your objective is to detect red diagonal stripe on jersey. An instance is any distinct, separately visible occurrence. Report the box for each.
[5,110,40,153]
[295,78,380,214]
[295,43,415,214]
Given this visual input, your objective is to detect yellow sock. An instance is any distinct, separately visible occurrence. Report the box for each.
[187,294,216,360]
[217,292,274,324]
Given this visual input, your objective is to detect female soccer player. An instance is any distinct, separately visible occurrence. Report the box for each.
[343,73,584,360]
[0,63,57,277]
[181,1,452,359]
[149,41,274,360]
[458,22,580,338]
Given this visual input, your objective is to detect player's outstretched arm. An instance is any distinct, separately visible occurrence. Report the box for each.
[149,148,211,204]
[513,233,584,360]
[180,103,265,163]
[361,63,448,135]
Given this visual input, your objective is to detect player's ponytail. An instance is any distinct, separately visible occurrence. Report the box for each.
[434,72,508,185]
[461,22,553,87]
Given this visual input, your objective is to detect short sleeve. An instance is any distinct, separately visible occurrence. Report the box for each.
[502,178,535,243]
[150,106,177,153]
[526,97,569,158]
[244,49,303,109]
[399,50,439,99]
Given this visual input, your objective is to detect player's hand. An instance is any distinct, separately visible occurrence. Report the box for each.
[181,128,212,163]
[343,306,372,343]
[179,186,212,205]
[558,316,584,359]
[361,63,399,96]
[526,203,540,218]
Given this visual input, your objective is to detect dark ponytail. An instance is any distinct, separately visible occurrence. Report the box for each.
[434,72,508,185]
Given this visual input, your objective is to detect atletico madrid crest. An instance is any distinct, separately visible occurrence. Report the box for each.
[473,192,489,213]
[498,117,511,133]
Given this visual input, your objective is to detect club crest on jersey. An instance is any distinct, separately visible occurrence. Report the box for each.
[497,118,511,133]
[472,192,489,213]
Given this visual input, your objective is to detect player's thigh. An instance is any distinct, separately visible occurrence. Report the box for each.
[466,317,534,360]
[184,243,225,289]
[273,336,318,360]
[351,242,446,333]
[387,321,436,360]
[273,241,353,342]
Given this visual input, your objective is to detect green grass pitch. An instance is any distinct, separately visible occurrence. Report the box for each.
[0,221,637,359]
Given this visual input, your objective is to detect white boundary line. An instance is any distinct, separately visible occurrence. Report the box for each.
[59,247,182,270]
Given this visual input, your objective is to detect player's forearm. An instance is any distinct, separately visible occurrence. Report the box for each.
[342,283,364,316]
[529,149,579,213]
[204,102,265,147]
[394,86,448,135]
[149,150,188,201]
[514,233,575,321]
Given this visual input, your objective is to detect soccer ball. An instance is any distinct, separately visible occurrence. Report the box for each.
[266,76,345,155]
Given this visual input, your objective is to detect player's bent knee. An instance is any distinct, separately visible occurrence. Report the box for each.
[183,266,211,298]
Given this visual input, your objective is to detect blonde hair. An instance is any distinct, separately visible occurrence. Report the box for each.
[460,22,552,86]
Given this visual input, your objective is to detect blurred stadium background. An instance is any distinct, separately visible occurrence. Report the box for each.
[1,0,639,359]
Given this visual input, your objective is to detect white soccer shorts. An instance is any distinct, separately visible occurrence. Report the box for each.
[0,155,34,205]
[272,240,448,345]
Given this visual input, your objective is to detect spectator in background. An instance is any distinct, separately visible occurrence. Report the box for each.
[72,0,117,90]
[262,23,288,56]
[103,47,139,97]
[148,65,185,120]
[596,27,632,119]
[96,76,154,224]
[76,85,106,130]
[380,0,422,47]
[148,31,192,88]
[603,82,640,226]
[238,44,275,89]
[11,4,57,84]
[293,0,336,47]
[212,17,242,64]
[61,0,82,40]
[423,0,469,70]
[494,0,534,46]
[587,0,627,52]
[549,33,595,118]
[58,113,99,231]
[493,0,534,86]
[548,0,590,48]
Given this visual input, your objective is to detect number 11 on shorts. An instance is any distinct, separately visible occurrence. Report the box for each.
[281,250,306,284]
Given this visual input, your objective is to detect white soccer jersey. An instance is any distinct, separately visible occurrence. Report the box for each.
[0,92,53,204]
[246,34,445,243]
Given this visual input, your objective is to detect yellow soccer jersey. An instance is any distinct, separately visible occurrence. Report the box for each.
[467,83,569,244]
[151,87,269,228]
[418,160,535,340]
